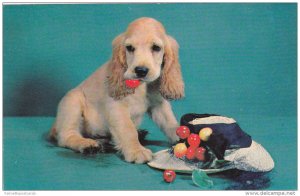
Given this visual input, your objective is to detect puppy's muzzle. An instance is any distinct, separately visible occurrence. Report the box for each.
[135,66,149,78]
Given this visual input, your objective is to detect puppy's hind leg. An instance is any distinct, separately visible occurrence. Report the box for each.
[54,90,103,154]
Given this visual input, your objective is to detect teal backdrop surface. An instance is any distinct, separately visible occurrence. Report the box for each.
[3,3,297,190]
[4,3,297,117]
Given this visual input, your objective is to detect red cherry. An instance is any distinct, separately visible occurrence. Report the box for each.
[125,79,140,89]
[187,134,201,147]
[186,146,196,160]
[195,147,206,161]
[163,170,176,183]
[176,126,191,139]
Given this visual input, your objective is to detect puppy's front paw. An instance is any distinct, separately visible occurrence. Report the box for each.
[124,146,153,164]
[163,127,180,145]
[168,134,179,145]
[166,129,179,144]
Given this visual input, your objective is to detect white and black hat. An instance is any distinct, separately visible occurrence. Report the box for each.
[148,114,275,173]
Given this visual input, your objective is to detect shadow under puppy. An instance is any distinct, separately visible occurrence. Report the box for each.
[49,17,184,164]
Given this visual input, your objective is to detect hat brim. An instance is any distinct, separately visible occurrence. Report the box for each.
[147,149,235,174]
[224,140,274,172]
[147,140,274,173]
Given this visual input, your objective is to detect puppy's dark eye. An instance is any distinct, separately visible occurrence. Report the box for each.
[126,45,135,52]
[152,44,161,52]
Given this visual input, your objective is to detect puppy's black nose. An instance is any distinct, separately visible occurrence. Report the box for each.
[135,66,149,78]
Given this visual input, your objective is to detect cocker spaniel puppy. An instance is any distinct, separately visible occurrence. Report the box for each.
[49,17,184,164]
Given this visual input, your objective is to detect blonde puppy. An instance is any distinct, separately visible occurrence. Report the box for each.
[49,17,184,164]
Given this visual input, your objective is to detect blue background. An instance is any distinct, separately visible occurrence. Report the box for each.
[3,3,297,190]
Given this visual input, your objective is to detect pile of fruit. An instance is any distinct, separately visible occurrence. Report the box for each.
[173,126,213,161]
[163,125,213,183]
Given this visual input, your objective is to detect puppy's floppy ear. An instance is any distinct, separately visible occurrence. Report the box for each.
[160,35,184,100]
[107,33,135,99]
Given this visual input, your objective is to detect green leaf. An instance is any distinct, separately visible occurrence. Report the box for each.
[192,169,214,189]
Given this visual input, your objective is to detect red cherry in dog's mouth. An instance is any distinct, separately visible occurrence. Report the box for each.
[125,79,140,89]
